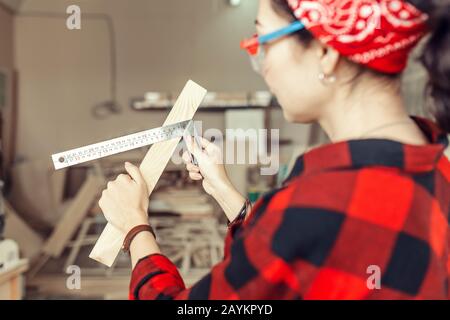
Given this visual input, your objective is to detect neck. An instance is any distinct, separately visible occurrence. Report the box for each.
[317,76,423,144]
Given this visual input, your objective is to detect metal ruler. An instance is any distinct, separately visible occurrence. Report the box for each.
[52,120,195,170]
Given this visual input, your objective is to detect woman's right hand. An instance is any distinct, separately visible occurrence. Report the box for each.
[182,135,230,196]
[182,135,246,222]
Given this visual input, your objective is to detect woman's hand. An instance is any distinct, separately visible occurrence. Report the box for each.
[183,135,246,222]
[182,135,230,196]
[98,162,150,233]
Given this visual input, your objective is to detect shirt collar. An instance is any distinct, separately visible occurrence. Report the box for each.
[283,116,449,185]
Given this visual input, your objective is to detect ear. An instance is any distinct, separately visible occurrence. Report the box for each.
[316,44,340,75]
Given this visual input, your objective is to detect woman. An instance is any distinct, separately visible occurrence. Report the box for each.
[98,0,450,299]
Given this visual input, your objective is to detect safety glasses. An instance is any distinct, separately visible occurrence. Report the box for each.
[240,20,305,73]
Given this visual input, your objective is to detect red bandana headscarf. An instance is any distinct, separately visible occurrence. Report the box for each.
[286,0,428,73]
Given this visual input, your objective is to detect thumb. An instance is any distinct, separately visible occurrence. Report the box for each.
[184,135,204,160]
[197,136,218,156]
[124,162,146,186]
[197,136,212,149]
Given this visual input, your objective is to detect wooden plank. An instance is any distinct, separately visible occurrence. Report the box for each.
[42,174,104,257]
[49,169,67,209]
[4,201,44,260]
[28,270,208,299]
[0,260,28,284]
[0,259,28,300]
[27,275,130,299]
[89,80,207,266]
[8,159,61,231]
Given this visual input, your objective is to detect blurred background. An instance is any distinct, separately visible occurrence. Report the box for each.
[0,0,445,300]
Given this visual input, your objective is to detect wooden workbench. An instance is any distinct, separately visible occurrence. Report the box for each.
[0,259,29,300]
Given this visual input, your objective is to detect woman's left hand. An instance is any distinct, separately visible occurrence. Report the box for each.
[98,162,150,233]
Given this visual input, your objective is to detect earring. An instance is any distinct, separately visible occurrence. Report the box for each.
[318,72,337,85]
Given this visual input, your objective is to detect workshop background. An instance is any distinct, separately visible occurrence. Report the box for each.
[0,0,447,299]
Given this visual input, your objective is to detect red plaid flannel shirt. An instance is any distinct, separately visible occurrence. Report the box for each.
[129,116,450,300]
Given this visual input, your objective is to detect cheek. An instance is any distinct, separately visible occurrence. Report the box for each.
[262,43,293,91]
[263,45,327,122]
[263,39,311,92]
[262,44,326,122]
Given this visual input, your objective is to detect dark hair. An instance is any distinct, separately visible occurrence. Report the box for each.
[408,0,450,133]
[271,0,450,133]
[271,0,314,46]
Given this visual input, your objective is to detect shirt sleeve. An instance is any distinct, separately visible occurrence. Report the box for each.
[128,218,246,300]
[129,211,279,300]
[223,198,265,259]
[223,215,245,260]
[130,166,448,300]
[128,174,349,300]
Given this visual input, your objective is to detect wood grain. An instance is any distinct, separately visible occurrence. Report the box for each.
[89,80,207,266]
[4,201,44,260]
[42,174,104,257]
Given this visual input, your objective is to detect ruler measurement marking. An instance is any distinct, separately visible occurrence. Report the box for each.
[52,120,191,170]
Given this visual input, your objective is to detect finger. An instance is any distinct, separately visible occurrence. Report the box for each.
[189,135,205,160]
[124,162,145,185]
[117,173,131,182]
[189,172,203,180]
[184,135,205,166]
[186,163,200,173]
[197,136,213,149]
[184,134,195,154]
[202,137,221,158]
[182,150,193,164]
[196,136,221,160]
[98,196,104,209]
[98,191,110,209]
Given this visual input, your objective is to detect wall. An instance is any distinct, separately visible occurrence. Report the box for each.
[0,4,14,67]
[12,0,312,225]
[0,3,15,177]
[13,0,445,168]
[11,0,448,226]
[15,0,310,163]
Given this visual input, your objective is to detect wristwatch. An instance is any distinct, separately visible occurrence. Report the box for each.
[122,224,156,253]
[228,198,252,226]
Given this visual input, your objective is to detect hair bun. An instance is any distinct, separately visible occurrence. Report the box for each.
[410,0,450,132]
